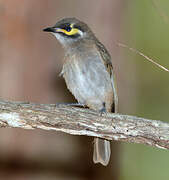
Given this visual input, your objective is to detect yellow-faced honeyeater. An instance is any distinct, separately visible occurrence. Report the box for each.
[43,17,118,166]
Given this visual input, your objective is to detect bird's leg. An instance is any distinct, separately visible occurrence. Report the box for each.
[99,102,106,116]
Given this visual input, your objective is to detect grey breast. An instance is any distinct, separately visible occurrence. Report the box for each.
[62,51,113,105]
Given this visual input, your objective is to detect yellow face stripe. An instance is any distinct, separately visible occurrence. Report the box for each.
[56,24,79,36]
[56,28,79,36]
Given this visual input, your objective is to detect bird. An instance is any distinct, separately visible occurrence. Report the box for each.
[43,17,118,166]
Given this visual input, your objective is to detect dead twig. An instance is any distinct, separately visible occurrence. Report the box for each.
[118,43,169,72]
[0,99,168,150]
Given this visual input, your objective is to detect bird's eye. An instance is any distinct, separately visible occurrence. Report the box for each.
[65,26,72,32]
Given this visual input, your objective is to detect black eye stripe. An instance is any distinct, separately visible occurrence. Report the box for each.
[58,23,72,32]
[56,23,83,33]
[59,23,70,29]
[64,26,72,32]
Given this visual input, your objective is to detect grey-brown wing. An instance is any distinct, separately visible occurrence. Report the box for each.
[95,41,118,113]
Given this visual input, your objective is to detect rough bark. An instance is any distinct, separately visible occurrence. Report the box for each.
[0,99,168,150]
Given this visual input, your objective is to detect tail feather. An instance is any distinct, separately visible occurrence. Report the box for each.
[93,138,111,166]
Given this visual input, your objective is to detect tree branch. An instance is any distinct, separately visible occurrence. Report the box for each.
[0,99,168,150]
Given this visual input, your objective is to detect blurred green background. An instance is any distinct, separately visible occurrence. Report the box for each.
[121,1,169,180]
[0,0,169,179]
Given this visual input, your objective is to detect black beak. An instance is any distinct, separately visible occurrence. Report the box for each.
[43,27,56,33]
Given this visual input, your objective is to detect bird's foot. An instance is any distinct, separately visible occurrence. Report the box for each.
[99,107,106,116]
[99,102,107,116]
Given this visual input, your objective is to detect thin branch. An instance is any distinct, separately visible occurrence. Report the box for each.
[118,43,169,72]
[0,99,168,150]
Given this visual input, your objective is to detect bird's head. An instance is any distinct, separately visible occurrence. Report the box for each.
[43,17,94,48]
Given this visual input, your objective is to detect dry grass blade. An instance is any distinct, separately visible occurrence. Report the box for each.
[118,43,169,72]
